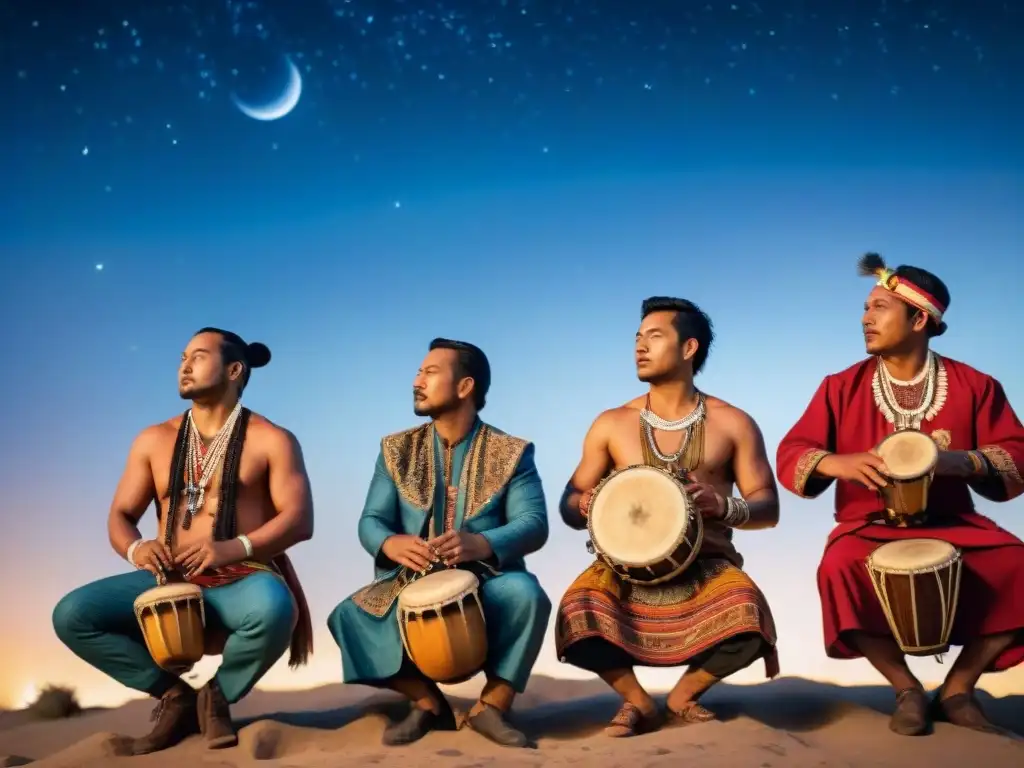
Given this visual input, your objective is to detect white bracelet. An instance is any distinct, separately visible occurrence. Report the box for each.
[237,534,254,559]
[723,497,751,528]
[126,539,143,567]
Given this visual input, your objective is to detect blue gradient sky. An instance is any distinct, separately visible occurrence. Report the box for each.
[1,2,1022,708]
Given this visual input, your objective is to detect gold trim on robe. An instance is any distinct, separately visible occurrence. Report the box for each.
[793,449,831,497]
[978,445,1024,496]
[351,570,414,618]
[464,426,529,520]
[352,422,528,618]
[381,423,436,511]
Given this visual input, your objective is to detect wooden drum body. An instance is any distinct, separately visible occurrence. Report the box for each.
[875,429,938,527]
[587,464,703,585]
[866,539,962,657]
[397,569,488,684]
[133,583,206,671]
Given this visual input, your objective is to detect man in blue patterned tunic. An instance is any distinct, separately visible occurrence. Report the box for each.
[328,338,551,748]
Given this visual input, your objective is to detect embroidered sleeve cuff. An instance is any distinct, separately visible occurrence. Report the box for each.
[793,449,832,498]
[978,445,1024,500]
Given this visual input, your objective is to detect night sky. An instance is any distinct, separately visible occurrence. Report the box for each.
[4,1,1021,238]
[1,1,1021,708]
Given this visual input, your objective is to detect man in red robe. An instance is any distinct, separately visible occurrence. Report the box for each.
[776,254,1024,737]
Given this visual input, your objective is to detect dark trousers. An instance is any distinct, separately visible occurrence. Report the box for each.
[562,631,767,679]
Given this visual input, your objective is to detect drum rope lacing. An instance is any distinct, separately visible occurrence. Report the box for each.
[872,352,948,430]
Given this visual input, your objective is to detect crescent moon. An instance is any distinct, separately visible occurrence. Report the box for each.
[232,56,302,122]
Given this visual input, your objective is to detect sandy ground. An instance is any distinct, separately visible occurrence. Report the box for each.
[1,675,1021,767]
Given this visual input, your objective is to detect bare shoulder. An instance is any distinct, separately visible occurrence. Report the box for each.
[132,418,180,453]
[594,400,641,432]
[704,395,763,440]
[246,412,301,451]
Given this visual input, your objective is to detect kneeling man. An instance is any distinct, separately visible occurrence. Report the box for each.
[329,338,551,748]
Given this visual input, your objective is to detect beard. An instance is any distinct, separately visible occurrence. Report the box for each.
[413,397,456,419]
[179,380,223,401]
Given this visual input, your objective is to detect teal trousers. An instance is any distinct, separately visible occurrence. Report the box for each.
[52,569,296,703]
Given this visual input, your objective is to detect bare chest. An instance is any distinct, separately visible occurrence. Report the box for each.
[609,423,736,485]
[150,441,270,526]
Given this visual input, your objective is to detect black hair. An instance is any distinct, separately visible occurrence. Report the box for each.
[429,337,491,410]
[640,297,715,374]
[194,327,271,392]
[857,254,950,337]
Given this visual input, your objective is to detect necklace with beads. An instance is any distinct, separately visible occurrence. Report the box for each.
[872,351,948,430]
[640,391,707,465]
[182,402,242,527]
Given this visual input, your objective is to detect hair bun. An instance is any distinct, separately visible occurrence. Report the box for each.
[245,342,271,368]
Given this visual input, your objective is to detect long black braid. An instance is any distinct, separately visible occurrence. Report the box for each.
[214,408,251,541]
[162,407,252,545]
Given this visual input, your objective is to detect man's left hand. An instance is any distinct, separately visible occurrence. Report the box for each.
[428,530,493,566]
[174,539,245,578]
[687,482,726,520]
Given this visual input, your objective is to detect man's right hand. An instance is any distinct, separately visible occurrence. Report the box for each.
[131,539,173,578]
[381,534,437,572]
[818,452,891,491]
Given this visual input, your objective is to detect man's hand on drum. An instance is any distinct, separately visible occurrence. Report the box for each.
[381,534,437,573]
[428,530,493,566]
[817,452,890,491]
[132,539,174,579]
[578,488,594,518]
[174,539,247,578]
[687,482,726,520]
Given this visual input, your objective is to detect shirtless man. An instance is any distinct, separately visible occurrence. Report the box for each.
[52,328,314,755]
[554,297,780,736]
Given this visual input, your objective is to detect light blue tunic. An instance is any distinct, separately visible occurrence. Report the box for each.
[327,419,551,692]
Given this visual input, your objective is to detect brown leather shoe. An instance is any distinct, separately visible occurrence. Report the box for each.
[197,678,238,748]
[889,688,929,736]
[931,692,1002,735]
[131,683,199,755]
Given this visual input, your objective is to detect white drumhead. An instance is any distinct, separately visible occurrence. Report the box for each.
[877,430,938,480]
[869,538,957,570]
[398,568,479,610]
[134,583,202,610]
[590,466,690,565]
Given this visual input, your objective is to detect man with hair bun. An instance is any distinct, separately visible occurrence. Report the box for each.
[52,327,315,754]
[777,255,1024,737]
[554,297,780,737]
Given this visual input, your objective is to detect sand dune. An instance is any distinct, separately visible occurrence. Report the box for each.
[1,675,1021,767]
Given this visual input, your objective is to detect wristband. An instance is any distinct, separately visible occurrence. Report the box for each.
[237,534,254,559]
[723,497,751,528]
[126,539,143,567]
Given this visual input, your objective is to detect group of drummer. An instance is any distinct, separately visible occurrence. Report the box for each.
[51,255,1024,755]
